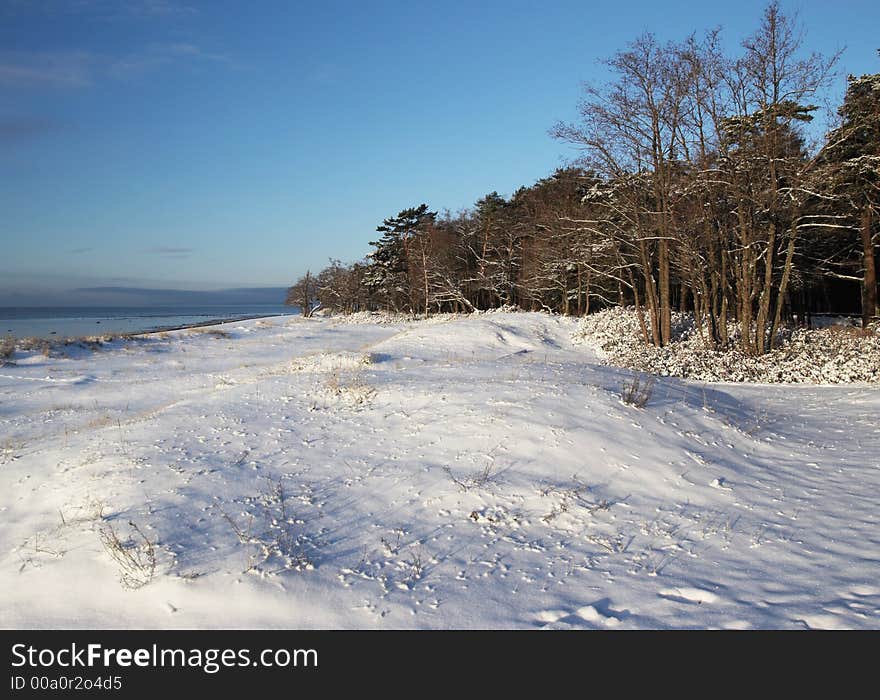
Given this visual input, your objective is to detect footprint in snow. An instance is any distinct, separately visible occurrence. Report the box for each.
[536,600,625,628]
[848,585,880,598]
[658,587,720,605]
[797,613,847,630]
[720,619,753,630]
[573,604,623,627]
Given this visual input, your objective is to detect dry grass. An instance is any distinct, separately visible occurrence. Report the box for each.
[15,336,51,356]
[100,521,156,590]
[1,336,15,364]
[444,460,499,492]
[1,438,23,464]
[621,373,655,408]
[85,414,116,430]
[191,328,232,339]
[324,370,376,405]
[3,333,141,361]
[81,333,134,343]
[98,520,157,589]
[213,478,315,575]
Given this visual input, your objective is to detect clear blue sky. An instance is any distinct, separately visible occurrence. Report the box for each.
[1,0,878,305]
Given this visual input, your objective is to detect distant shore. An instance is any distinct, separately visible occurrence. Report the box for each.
[1,305,296,340]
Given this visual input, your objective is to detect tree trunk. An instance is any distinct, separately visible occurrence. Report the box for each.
[584,267,592,316]
[659,239,671,344]
[719,245,730,346]
[770,226,797,348]
[755,222,776,354]
[638,238,661,346]
[562,273,569,315]
[861,206,878,328]
[422,245,430,318]
[576,265,583,315]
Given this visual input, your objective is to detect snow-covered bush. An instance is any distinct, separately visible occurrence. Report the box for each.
[288,351,373,374]
[328,310,431,325]
[573,307,880,384]
[620,373,656,407]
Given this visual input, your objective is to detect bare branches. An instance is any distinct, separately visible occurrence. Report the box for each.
[288,4,872,337]
[99,520,157,590]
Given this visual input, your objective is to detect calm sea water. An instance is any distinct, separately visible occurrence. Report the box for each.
[0,305,297,339]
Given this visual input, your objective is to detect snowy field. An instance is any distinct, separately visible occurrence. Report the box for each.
[1,312,878,629]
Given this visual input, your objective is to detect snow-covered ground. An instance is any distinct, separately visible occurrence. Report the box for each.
[1,312,878,629]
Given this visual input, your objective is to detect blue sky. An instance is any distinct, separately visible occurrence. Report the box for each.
[1,0,878,305]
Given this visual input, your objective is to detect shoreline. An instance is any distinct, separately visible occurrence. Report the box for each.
[132,313,291,336]
[3,312,295,344]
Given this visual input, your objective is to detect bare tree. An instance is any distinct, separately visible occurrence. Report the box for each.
[553,33,692,345]
[285,270,317,317]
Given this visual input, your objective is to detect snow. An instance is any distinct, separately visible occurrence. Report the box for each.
[1,312,879,629]
[573,306,880,384]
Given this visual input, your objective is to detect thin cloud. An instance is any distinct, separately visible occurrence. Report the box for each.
[2,1,198,20]
[0,42,230,89]
[67,247,93,254]
[0,51,94,88]
[144,247,194,258]
[116,1,199,19]
[0,115,62,142]
[109,43,231,79]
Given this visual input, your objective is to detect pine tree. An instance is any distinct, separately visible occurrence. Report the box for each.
[813,69,880,326]
[364,204,436,312]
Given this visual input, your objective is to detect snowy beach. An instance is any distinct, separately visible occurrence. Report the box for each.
[0,306,295,340]
[1,312,878,629]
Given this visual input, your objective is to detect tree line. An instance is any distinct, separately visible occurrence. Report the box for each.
[287,3,878,356]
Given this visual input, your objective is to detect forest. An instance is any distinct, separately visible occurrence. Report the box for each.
[287,3,879,357]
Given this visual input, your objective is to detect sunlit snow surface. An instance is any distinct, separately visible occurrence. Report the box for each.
[1,312,878,628]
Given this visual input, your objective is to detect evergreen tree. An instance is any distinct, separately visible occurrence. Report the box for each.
[364,204,437,312]
[813,69,880,326]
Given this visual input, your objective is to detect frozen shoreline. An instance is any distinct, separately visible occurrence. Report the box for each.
[0,307,296,341]
[132,313,286,336]
[2,312,878,629]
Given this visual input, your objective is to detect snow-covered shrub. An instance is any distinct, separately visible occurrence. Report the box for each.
[322,370,376,406]
[15,336,52,358]
[0,336,15,365]
[329,310,416,325]
[573,307,880,384]
[620,373,656,407]
[473,304,527,315]
[288,351,373,374]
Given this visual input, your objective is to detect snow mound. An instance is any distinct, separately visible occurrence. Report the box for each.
[573,307,880,384]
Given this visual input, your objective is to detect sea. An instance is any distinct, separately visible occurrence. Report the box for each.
[0,305,297,339]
